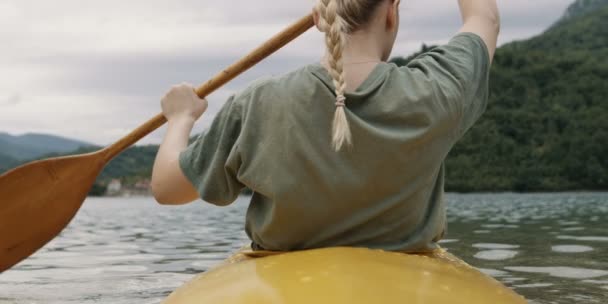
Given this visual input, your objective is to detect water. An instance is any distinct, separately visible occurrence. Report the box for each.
[1,193,607,304]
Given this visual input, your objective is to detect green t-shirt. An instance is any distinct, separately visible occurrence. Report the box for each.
[179,32,490,252]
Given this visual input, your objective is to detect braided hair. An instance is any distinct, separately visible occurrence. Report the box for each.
[315,0,388,151]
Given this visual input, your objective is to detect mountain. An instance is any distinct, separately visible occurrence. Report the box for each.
[528,1,608,52]
[557,0,608,24]
[0,132,93,161]
[0,151,19,173]
[98,145,159,183]
[391,1,608,191]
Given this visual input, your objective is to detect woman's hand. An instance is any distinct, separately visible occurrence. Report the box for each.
[161,83,208,122]
[152,83,206,205]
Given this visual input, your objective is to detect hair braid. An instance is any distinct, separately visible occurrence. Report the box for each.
[316,0,352,151]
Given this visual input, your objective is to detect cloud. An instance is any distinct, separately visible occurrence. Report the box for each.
[0,0,577,145]
[0,94,22,106]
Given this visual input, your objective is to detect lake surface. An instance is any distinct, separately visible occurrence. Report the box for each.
[1,193,607,303]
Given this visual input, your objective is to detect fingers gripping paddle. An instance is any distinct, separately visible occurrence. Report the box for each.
[0,14,314,272]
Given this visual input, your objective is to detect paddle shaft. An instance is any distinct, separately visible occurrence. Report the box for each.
[101,14,315,162]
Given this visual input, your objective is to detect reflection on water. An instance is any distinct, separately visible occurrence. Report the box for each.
[557,235,608,241]
[0,192,607,304]
[504,267,608,279]
[474,249,519,261]
[473,243,519,249]
[552,245,593,253]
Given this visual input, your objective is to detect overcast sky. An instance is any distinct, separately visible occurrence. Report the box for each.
[0,0,574,145]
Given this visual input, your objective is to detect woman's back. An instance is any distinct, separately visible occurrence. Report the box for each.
[179,32,490,251]
[151,0,499,253]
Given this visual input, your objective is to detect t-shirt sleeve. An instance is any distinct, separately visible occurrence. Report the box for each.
[179,95,245,206]
[406,32,491,136]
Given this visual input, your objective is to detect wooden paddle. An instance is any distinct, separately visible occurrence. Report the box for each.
[0,14,315,272]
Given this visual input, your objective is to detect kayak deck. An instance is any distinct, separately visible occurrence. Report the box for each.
[163,247,527,304]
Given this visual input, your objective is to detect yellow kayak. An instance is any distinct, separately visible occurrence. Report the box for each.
[163,247,527,304]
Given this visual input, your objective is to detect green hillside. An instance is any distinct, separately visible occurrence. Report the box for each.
[557,0,608,24]
[0,132,92,160]
[391,1,608,191]
[0,152,19,173]
[98,145,159,184]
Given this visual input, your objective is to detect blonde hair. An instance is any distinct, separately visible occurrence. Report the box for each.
[315,0,386,151]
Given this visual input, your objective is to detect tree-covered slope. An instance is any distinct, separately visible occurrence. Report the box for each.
[392,3,607,191]
[0,152,19,173]
[97,145,159,184]
[556,0,608,24]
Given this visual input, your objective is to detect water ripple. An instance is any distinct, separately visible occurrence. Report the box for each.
[473,243,520,249]
[552,245,594,253]
[474,250,519,261]
[556,236,608,242]
[505,266,608,279]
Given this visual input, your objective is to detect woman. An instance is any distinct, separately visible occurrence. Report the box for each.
[151,0,500,252]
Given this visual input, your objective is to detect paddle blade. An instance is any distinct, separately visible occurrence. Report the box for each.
[0,153,104,272]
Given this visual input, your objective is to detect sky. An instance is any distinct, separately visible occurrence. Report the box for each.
[0,0,575,145]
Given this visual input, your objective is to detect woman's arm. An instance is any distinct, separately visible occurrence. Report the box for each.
[151,84,208,205]
[457,0,500,61]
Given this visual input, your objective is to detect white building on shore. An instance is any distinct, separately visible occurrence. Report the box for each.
[106,179,122,196]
